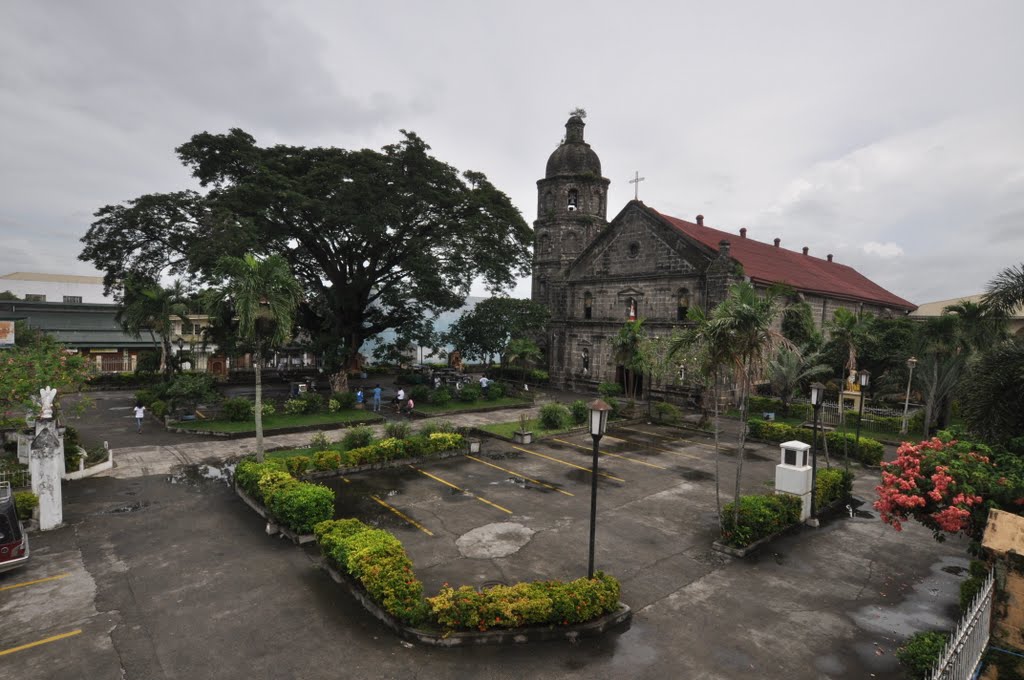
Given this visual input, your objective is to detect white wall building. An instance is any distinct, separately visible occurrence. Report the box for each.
[0,272,114,304]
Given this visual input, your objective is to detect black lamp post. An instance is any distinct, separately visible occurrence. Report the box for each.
[809,382,825,520]
[587,398,611,579]
[854,370,870,458]
[900,357,917,435]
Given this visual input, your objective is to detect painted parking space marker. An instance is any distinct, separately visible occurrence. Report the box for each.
[466,455,574,497]
[408,465,513,515]
[614,426,732,453]
[0,629,82,657]
[370,495,434,536]
[510,446,626,483]
[0,573,70,592]
[550,438,669,470]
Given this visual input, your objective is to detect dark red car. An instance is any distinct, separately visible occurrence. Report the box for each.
[0,482,30,574]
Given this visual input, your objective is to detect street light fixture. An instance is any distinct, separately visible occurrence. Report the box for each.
[854,370,870,461]
[900,357,918,435]
[809,382,826,520]
[586,398,612,579]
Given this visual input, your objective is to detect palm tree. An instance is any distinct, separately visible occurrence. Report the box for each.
[827,307,874,376]
[670,305,732,528]
[767,346,830,416]
[504,338,541,384]
[211,254,301,461]
[942,299,1007,353]
[983,263,1024,316]
[116,276,191,378]
[611,319,647,399]
[913,315,964,438]
[712,283,787,525]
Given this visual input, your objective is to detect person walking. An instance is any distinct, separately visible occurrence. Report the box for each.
[372,384,382,412]
[395,387,406,411]
[355,387,365,409]
[134,401,146,434]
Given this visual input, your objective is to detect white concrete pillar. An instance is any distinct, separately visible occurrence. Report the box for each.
[29,419,64,531]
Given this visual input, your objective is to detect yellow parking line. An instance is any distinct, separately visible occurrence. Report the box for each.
[551,438,669,470]
[0,573,70,592]
[371,495,434,536]
[408,465,513,515]
[511,446,626,483]
[614,426,730,453]
[466,455,574,497]
[0,629,82,657]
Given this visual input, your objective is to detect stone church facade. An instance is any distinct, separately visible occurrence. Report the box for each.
[531,115,916,392]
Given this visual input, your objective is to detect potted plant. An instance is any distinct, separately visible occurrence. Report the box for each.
[513,413,533,444]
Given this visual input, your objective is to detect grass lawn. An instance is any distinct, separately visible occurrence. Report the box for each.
[265,447,316,460]
[738,411,902,443]
[477,417,581,439]
[415,396,531,415]
[173,410,381,433]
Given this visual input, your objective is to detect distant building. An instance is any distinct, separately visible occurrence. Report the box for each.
[0,272,113,304]
[911,294,1024,337]
[531,115,917,391]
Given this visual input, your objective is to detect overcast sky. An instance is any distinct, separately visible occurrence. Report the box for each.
[2,1,1022,305]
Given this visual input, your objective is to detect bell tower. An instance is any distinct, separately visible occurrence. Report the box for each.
[531,115,610,315]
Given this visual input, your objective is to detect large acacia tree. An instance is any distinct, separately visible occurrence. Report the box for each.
[81,129,532,389]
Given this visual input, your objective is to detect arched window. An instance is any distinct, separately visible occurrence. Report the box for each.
[538,233,550,253]
[583,292,592,320]
[567,189,578,211]
[677,288,691,321]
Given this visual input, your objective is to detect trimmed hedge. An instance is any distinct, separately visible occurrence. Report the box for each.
[539,403,572,430]
[14,491,39,521]
[339,433,464,469]
[815,468,853,509]
[315,518,621,632]
[747,419,884,466]
[236,459,334,534]
[720,494,802,548]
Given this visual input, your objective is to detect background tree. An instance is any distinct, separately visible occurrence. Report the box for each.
[959,338,1024,444]
[713,283,787,525]
[824,307,874,383]
[766,346,830,416]
[209,254,301,461]
[983,262,1024,316]
[81,129,533,392]
[444,297,550,367]
[503,338,542,384]
[780,301,820,350]
[115,276,191,378]
[0,322,95,422]
[0,290,20,301]
[611,319,647,399]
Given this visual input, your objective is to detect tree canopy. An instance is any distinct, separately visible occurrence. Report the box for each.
[80,129,532,379]
[444,297,549,365]
[0,322,95,421]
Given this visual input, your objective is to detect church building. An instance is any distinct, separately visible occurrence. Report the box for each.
[531,115,916,392]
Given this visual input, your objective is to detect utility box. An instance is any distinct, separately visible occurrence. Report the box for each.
[775,440,813,521]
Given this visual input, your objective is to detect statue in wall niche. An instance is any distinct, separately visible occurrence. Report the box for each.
[39,386,57,419]
[846,370,859,392]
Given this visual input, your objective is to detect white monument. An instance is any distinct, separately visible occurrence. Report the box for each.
[774,440,813,522]
[29,386,64,530]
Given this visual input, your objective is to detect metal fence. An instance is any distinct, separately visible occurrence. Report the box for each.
[930,570,994,680]
[0,467,31,490]
[791,398,922,436]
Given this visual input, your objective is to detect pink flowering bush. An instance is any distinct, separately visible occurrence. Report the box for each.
[875,436,1024,541]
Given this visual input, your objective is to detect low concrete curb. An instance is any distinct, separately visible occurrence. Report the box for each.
[323,562,632,647]
[711,496,854,558]
[233,484,315,544]
[167,416,384,439]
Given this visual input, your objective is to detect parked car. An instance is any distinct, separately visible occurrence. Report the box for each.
[0,482,29,574]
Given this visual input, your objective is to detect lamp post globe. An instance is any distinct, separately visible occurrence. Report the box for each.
[900,357,917,435]
[854,370,870,460]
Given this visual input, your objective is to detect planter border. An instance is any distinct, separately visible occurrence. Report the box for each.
[711,495,854,558]
[323,562,632,647]
[233,483,316,544]
[299,448,467,481]
[412,399,534,418]
[167,415,383,439]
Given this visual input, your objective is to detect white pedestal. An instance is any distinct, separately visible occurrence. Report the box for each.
[775,463,813,522]
[29,419,64,531]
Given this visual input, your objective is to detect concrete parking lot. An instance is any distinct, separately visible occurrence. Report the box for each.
[1,414,970,679]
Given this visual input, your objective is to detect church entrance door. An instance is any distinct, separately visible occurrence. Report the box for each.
[615,365,642,399]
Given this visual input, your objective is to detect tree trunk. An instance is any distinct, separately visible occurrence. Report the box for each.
[732,368,751,527]
[923,360,937,441]
[329,370,348,394]
[254,352,264,462]
[712,372,723,532]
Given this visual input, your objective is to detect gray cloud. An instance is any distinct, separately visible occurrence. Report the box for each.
[1,1,1022,307]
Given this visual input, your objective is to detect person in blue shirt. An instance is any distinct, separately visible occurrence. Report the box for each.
[372,384,382,412]
[356,387,365,408]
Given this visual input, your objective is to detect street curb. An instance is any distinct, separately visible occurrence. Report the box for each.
[166,415,384,439]
[323,562,632,647]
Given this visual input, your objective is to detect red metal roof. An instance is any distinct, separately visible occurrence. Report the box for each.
[652,209,916,311]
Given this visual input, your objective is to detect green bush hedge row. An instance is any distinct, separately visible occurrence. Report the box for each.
[314,518,621,631]
[285,433,466,475]
[14,491,39,521]
[720,494,802,548]
[747,419,884,465]
[815,468,853,509]
[235,459,334,534]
